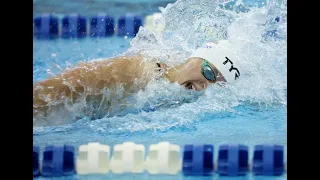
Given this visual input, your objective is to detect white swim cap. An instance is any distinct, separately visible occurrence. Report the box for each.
[189,40,241,83]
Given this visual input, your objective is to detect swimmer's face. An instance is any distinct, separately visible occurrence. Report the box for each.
[176,57,225,91]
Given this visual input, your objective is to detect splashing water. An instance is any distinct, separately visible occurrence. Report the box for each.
[127,0,287,107]
[33,0,287,134]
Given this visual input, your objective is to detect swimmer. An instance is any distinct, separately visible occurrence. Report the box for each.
[33,40,241,126]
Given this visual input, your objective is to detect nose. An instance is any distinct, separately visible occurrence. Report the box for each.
[201,83,207,90]
[196,82,209,91]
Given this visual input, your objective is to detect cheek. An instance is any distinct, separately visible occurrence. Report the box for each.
[177,72,188,84]
[178,70,195,83]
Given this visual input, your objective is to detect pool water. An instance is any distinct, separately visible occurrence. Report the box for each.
[33,0,287,179]
[33,37,287,180]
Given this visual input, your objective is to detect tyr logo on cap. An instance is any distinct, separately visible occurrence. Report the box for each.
[223,57,240,80]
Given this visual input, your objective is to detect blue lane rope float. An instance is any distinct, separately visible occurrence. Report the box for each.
[61,14,87,39]
[217,144,249,176]
[33,13,59,39]
[117,14,143,37]
[33,146,40,177]
[90,13,115,37]
[182,144,214,176]
[41,145,75,177]
[33,142,286,177]
[252,144,284,176]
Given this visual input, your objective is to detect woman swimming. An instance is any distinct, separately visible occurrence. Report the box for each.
[33,40,241,126]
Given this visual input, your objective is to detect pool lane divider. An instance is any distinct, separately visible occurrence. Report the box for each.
[33,142,286,177]
[34,13,144,39]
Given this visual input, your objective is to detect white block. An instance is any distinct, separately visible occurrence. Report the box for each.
[145,141,181,174]
[76,142,110,174]
[110,142,145,173]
